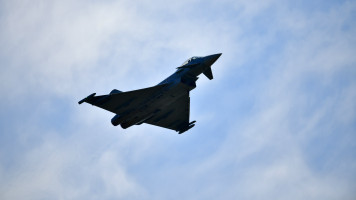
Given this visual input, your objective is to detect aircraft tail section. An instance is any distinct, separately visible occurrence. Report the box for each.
[203,66,213,80]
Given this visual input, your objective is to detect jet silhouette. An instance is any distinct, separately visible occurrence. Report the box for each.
[79,53,221,134]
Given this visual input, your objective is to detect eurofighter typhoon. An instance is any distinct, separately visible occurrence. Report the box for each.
[78,53,222,134]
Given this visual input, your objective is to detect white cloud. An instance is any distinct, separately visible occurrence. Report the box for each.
[0,137,146,199]
[1,0,356,199]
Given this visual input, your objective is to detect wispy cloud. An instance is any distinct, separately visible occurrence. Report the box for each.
[0,0,355,199]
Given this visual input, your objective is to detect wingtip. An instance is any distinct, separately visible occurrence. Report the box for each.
[178,122,196,134]
[78,93,96,105]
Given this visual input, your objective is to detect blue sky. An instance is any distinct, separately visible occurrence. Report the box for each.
[0,0,355,199]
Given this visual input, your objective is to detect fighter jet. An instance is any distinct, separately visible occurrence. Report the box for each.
[78,53,222,134]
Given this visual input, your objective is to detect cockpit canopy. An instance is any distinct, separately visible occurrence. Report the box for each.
[181,56,201,66]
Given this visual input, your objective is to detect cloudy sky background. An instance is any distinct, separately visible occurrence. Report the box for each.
[0,0,355,199]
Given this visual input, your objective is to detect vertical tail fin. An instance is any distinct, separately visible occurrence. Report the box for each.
[203,66,213,80]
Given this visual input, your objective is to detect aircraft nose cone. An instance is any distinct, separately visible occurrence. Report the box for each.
[204,53,222,66]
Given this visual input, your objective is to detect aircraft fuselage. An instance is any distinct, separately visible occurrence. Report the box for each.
[79,53,221,134]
